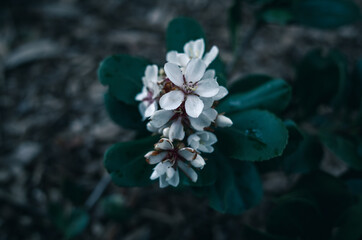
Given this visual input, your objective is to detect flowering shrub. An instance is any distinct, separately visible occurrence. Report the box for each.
[98,17,291,214]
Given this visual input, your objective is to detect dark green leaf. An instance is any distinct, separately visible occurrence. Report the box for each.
[218,78,291,114]
[260,8,294,25]
[101,194,131,222]
[346,179,362,195]
[98,54,150,105]
[217,110,288,161]
[61,179,88,206]
[292,0,361,29]
[104,136,159,187]
[104,92,145,130]
[320,133,362,170]
[207,152,263,215]
[333,201,362,240]
[228,0,242,49]
[229,74,274,94]
[295,49,348,116]
[166,17,205,52]
[266,190,330,240]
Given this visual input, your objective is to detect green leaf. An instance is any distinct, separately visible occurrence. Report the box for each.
[295,49,348,116]
[295,171,355,226]
[101,194,131,222]
[48,204,89,239]
[333,201,362,240]
[228,0,243,49]
[266,190,330,240]
[218,78,291,114]
[207,153,263,215]
[229,74,274,94]
[104,92,145,130]
[260,8,294,25]
[292,0,361,29]
[166,17,205,52]
[104,136,159,187]
[320,133,362,170]
[98,54,150,105]
[346,178,362,195]
[217,109,288,161]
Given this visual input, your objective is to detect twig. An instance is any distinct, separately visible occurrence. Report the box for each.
[85,174,111,210]
[227,21,263,75]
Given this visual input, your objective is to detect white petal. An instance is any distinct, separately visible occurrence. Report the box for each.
[155,138,173,150]
[150,170,159,180]
[159,90,184,110]
[185,95,204,118]
[135,87,148,101]
[138,102,148,120]
[147,151,168,164]
[166,166,176,179]
[184,41,195,58]
[187,134,201,149]
[203,108,218,121]
[195,79,219,97]
[185,58,206,84]
[191,154,206,168]
[216,115,233,127]
[201,97,214,109]
[145,65,158,83]
[189,114,211,131]
[193,39,205,58]
[178,147,197,161]
[203,46,219,67]
[150,110,174,128]
[159,174,169,188]
[154,161,172,176]
[177,53,190,67]
[198,144,214,153]
[166,51,179,64]
[164,63,184,87]
[144,101,157,118]
[178,161,198,182]
[167,169,179,187]
[213,86,228,101]
[169,118,185,141]
[147,122,159,133]
[162,127,170,138]
[203,131,218,145]
[202,69,215,80]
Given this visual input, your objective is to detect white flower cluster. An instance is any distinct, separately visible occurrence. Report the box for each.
[136,39,233,188]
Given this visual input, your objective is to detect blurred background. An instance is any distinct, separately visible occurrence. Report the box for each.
[1,0,361,239]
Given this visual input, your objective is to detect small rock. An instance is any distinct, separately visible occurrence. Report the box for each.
[11,142,41,165]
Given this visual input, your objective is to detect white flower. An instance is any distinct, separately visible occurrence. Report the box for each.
[160,58,220,118]
[145,138,205,188]
[166,38,219,68]
[135,65,161,119]
[216,114,233,128]
[188,131,217,153]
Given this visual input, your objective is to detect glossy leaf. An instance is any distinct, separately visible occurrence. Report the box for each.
[104,136,159,187]
[292,0,361,29]
[101,194,131,222]
[98,54,150,105]
[320,133,362,170]
[228,74,274,94]
[104,92,145,130]
[218,78,291,114]
[217,109,288,161]
[166,17,205,52]
[207,153,263,215]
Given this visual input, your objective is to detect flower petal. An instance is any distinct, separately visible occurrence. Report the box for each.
[145,65,158,83]
[203,108,218,122]
[193,39,205,58]
[213,86,228,101]
[178,147,197,161]
[177,53,190,67]
[187,134,201,149]
[159,174,169,188]
[138,102,148,120]
[159,90,184,110]
[166,51,178,64]
[155,138,173,150]
[135,86,148,101]
[189,114,211,131]
[200,97,214,109]
[169,117,185,141]
[195,79,219,97]
[191,154,206,169]
[164,62,184,87]
[146,151,168,164]
[144,101,157,118]
[185,58,206,84]
[167,169,180,187]
[201,69,215,80]
[178,161,198,182]
[216,115,233,127]
[203,46,219,67]
[185,95,204,118]
[150,110,173,128]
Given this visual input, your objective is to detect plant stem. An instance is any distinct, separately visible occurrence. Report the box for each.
[85,174,111,210]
